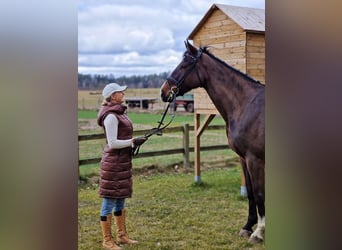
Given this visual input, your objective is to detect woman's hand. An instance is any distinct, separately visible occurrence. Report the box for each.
[133,136,148,147]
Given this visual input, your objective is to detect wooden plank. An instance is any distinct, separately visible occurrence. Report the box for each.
[133,148,184,158]
[79,133,105,141]
[207,12,230,22]
[79,126,184,141]
[195,28,239,37]
[196,114,216,137]
[223,40,246,48]
[195,109,220,115]
[247,63,265,69]
[199,34,245,45]
[79,144,230,166]
[246,40,265,47]
[246,52,265,59]
[246,69,265,83]
[219,46,246,53]
[247,33,265,40]
[183,123,190,168]
[194,113,201,182]
[194,88,216,110]
[246,46,265,53]
[79,158,101,165]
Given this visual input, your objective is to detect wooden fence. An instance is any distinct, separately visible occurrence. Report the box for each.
[78,124,228,168]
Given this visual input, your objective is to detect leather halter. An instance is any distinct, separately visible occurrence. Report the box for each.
[166,48,204,97]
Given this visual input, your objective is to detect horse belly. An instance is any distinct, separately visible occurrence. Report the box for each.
[227,128,264,162]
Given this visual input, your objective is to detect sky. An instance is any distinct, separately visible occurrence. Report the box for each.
[78,0,265,77]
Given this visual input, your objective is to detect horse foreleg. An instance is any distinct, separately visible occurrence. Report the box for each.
[238,158,258,238]
[247,159,265,244]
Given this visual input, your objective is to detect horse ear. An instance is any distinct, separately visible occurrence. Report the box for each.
[184,40,196,55]
[186,41,197,56]
[184,40,190,50]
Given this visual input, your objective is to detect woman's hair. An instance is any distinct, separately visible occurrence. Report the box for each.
[101,97,111,106]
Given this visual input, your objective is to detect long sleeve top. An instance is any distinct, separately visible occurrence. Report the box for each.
[104,113,133,149]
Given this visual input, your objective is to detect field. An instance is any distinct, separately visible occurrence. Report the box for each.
[78,89,265,250]
[79,88,175,111]
[79,168,265,250]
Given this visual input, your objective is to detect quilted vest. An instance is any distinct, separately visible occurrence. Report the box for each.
[97,103,133,198]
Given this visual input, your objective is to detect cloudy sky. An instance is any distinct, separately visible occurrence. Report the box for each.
[78,0,265,77]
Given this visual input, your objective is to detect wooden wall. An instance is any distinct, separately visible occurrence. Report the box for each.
[191,8,265,114]
[246,33,265,83]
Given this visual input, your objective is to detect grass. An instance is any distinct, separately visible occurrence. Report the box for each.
[78,109,195,125]
[78,109,225,126]
[78,110,99,119]
[78,167,265,250]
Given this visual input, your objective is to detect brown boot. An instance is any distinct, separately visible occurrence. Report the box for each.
[114,209,138,244]
[100,214,122,250]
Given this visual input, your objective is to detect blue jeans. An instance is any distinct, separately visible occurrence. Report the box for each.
[100,198,125,216]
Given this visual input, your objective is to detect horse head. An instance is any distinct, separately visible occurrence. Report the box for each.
[160,40,205,102]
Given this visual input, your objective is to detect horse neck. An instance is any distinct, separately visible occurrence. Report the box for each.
[204,65,259,122]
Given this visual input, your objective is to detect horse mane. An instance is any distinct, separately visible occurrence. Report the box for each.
[200,46,264,86]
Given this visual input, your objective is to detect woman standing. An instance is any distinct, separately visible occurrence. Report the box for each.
[97,83,147,250]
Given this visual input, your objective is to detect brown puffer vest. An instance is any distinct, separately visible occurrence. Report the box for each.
[97,103,133,198]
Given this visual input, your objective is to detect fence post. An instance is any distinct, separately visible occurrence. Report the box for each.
[82,97,85,110]
[183,123,190,168]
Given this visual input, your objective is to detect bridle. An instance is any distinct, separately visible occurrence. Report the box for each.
[166,48,204,101]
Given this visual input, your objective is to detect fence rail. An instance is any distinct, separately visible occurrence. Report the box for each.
[78,124,228,167]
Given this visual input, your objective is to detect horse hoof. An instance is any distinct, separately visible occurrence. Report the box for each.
[248,235,263,244]
[238,229,252,238]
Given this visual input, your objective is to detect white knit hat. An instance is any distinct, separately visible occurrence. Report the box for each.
[102,83,127,98]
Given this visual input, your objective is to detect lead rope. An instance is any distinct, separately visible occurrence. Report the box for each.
[132,94,177,156]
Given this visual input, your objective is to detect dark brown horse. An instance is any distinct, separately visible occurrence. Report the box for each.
[160,41,265,243]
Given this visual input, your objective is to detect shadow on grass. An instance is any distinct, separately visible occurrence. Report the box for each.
[190,180,213,189]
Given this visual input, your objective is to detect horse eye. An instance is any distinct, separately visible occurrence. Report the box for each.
[180,55,193,68]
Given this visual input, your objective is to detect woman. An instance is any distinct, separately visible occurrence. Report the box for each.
[97,82,147,250]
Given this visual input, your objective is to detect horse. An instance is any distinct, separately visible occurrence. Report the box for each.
[160,41,265,244]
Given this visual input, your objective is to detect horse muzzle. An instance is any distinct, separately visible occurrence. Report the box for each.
[161,80,178,102]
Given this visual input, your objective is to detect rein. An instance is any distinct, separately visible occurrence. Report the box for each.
[132,95,177,156]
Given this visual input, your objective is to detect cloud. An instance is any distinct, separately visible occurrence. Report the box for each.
[78,49,180,77]
[78,0,265,76]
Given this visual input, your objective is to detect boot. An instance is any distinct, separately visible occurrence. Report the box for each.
[100,214,122,250]
[114,208,138,244]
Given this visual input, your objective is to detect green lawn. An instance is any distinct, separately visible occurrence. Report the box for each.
[78,167,265,250]
[78,109,98,119]
[78,109,225,126]
[78,106,265,249]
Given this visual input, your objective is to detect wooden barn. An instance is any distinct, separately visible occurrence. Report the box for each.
[187,4,265,186]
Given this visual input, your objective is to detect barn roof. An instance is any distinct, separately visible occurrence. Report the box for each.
[188,4,265,39]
